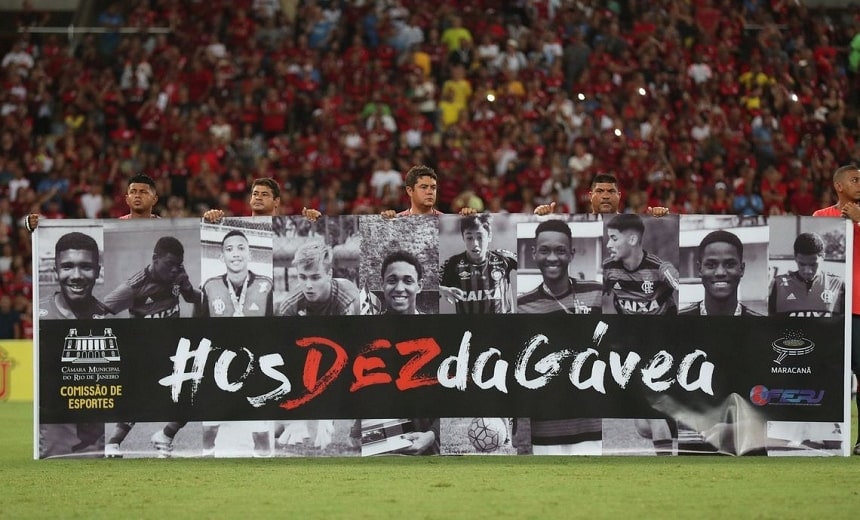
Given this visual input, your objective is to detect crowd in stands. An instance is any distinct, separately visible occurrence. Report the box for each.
[1,0,859,338]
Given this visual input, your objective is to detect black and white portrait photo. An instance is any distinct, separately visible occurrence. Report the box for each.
[198,217,273,318]
[37,222,108,321]
[437,213,519,315]
[678,215,769,316]
[602,214,680,315]
[273,215,361,317]
[100,219,202,319]
[767,215,846,318]
[516,217,603,315]
[359,216,439,315]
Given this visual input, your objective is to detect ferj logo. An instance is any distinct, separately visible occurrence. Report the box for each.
[749,385,824,406]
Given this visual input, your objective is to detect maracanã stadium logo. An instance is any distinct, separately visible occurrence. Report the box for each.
[772,330,814,365]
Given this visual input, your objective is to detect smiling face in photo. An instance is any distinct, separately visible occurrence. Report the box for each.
[221,234,250,274]
[698,241,744,301]
[55,249,100,303]
[533,230,572,284]
[383,261,421,314]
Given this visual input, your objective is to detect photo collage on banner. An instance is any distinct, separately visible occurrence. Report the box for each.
[764,215,846,457]
[34,214,850,458]
[36,221,107,459]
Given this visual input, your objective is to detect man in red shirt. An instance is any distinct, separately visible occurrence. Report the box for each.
[203,177,321,221]
[534,173,669,216]
[380,165,476,217]
[813,164,860,455]
[25,174,160,232]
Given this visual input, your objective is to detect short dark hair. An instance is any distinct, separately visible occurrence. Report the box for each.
[404,165,437,188]
[381,250,423,281]
[128,174,157,193]
[607,213,644,235]
[222,229,249,247]
[252,178,280,199]
[534,219,572,241]
[794,232,825,256]
[591,173,619,188]
[460,213,492,234]
[833,164,859,184]
[698,230,743,260]
[153,236,185,258]
[55,232,99,263]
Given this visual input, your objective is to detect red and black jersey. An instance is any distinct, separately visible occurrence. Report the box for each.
[603,251,678,315]
[768,270,845,317]
[102,265,182,319]
[517,278,602,315]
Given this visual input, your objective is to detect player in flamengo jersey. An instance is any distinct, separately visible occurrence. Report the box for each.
[440,214,516,314]
[516,219,602,314]
[769,232,845,317]
[103,236,201,318]
[198,230,273,317]
[812,164,860,454]
[603,214,679,315]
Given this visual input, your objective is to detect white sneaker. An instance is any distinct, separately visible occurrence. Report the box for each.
[105,443,122,458]
[151,430,174,458]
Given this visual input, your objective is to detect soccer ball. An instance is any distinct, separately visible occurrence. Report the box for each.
[467,417,509,453]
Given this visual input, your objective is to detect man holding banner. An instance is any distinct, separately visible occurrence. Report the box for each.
[203,177,321,221]
[813,163,860,454]
[26,174,161,232]
[380,165,477,217]
[533,173,669,216]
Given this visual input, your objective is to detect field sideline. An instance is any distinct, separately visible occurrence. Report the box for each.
[3,402,860,519]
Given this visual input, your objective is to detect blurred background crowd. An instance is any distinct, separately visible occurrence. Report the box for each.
[1,0,859,338]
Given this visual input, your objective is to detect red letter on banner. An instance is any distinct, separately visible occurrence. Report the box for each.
[281,336,348,410]
[394,338,441,391]
[350,339,393,392]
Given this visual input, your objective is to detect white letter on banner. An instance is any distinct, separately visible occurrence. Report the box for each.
[609,351,641,389]
[158,337,212,403]
[677,350,714,395]
[437,331,471,391]
[640,350,674,391]
[515,334,572,389]
[213,348,254,392]
[569,348,606,394]
[247,353,292,407]
[472,348,508,393]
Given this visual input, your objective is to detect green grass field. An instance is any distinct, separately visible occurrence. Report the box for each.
[3,402,860,519]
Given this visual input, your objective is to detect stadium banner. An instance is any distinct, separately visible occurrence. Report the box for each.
[0,340,33,402]
[33,214,850,458]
